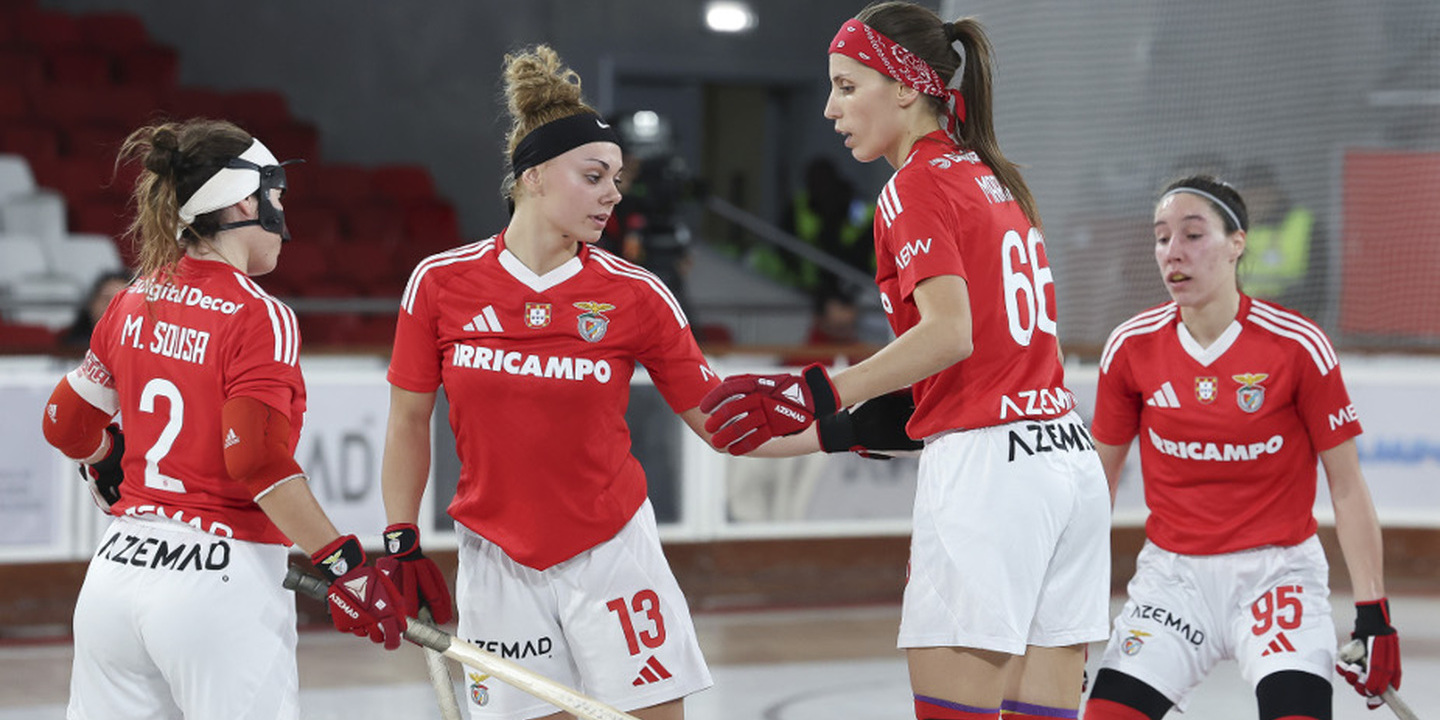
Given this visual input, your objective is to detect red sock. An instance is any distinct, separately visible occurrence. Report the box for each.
[1000,699,1078,718]
[915,694,1000,720]
[1081,697,1153,720]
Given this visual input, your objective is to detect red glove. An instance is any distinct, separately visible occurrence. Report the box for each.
[375,523,453,624]
[1336,598,1401,709]
[700,363,839,455]
[311,535,407,650]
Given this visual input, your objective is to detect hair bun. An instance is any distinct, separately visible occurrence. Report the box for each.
[941,21,957,42]
[143,127,184,177]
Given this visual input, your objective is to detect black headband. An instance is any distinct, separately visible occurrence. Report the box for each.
[511,113,622,178]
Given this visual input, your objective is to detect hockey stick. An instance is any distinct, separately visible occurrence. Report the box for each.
[285,565,640,720]
[417,606,463,720]
[1338,639,1421,720]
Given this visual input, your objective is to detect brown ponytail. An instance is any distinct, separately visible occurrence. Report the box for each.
[857,2,1042,228]
[116,119,251,278]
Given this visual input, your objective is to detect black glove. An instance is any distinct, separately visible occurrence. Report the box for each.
[376,523,454,624]
[78,424,124,512]
[817,389,923,459]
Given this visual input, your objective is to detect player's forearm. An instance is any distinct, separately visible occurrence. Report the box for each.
[255,477,342,556]
[831,275,972,408]
[381,386,436,525]
[1094,440,1130,508]
[1323,440,1386,601]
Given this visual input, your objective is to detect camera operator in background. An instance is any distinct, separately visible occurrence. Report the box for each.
[600,111,700,319]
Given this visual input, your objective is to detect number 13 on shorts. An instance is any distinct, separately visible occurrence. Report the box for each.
[606,590,668,655]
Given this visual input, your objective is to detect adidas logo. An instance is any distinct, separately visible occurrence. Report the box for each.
[1261,632,1296,656]
[631,656,672,686]
[463,306,504,333]
[224,428,241,449]
[1145,381,1180,408]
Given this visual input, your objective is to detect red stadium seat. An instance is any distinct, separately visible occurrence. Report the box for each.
[402,200,463,249]
[0,123,63,168]
[283,206,344,248]
[267,241,327,289]
[160,87,228,122]
[0,82,30,121]
[44,48,114,86]
[344,204,405,247]
[13,9,82,50]
[329,238,395,289]
[371,164,436,201]
[68,197,129,237]
[114,45,178,89]
[0,319,57,352]
[48,155,116,201]
[298,163,373,206]
[222,90,290,130]
[63,121,129,164]
[75,12,151,54]
[0,48,47,88]
[253,121,319,162]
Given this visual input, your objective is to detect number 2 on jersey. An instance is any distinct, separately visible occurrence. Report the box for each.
[138,377,187,493]
[1001,228,1056,347]
[606,590,667,656]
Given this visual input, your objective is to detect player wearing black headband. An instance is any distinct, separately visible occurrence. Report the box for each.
[1084,175,1400,720]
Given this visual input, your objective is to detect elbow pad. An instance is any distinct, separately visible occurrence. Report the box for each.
[222,396,305,499]
[43,378,115,460]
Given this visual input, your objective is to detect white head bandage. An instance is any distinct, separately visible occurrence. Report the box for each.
[176,138,279,237]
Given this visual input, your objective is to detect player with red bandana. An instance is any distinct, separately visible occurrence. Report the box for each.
[701,5,1111,719]
[39,120,404,720]
[1084,176,1400,720]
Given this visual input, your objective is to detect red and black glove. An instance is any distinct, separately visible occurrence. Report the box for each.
[311,535,407,650]
[700,363,840,455]
[375,523,453,624]
[78,424,124,513]
[1336,598,1402,709]
[817,389,923,459]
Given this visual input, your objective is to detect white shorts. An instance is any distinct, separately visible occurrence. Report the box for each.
[68,515,297,720]
[1097,536,1335,712]
[453,500,712,720]
[899,411,1112,654]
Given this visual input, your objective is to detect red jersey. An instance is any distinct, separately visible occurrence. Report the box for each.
[72,256,304,544]
[1092,295,1362,555]
[873,132,1071,437]
[388,233,718,569]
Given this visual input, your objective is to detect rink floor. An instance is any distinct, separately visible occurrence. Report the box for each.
[1,594,1434,719]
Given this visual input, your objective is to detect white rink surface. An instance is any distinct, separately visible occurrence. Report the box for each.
[0,594,1435,719]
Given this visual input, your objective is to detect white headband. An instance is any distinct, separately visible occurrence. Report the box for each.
[1161,187,1245,232]
[177,138,279,237]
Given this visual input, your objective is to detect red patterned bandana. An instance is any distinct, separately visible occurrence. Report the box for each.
[828,18,966,136]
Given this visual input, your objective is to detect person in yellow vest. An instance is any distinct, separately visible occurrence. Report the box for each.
[1237,163,1326,319]
[765,156,876,290]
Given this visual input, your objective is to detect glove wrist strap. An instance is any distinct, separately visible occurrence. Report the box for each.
[90,425,124,473]
[312,535,366,579]
[383,523,422,558]
[816,411,859,453]
[802,364,840,416]
[1355,598,1393,636]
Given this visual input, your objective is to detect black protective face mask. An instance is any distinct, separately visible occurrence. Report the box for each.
[215,157,303,241]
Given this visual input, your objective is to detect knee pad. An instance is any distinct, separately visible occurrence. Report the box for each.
[1084,669,1172,720]
[915,694,999,719]
[1256,670,1331,720]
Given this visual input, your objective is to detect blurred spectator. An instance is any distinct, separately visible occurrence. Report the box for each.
[1236,162,1326,319]
[60,270,130,350]
[597,146,645,262]
[766,156,875,291]
[782,282,871,367]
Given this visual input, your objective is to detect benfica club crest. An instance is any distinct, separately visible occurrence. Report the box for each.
[524,302,551,329]
[1232,373,1269,413]
[468,672,491,706]
[573,301,615,343]
[1195,376,1218,404]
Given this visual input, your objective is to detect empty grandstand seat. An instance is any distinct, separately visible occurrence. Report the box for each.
[330,238,395,289]
[47,155,119,201]
[51,232,124,288]
[0,233,48,284]
[344,204,406,247]
[403,200,462,248]
[44,47,114,86]
[298,164,373,205]
[6,274,82,329]
[0,48,46,88]
[371,164,436,201]
[75,12,150,54]
[13,9,82,50]
[114,45,178,88]
[63,122,130,165]
[161,87,228,121]
[0,191,66,241]
[0,123,62,167]
[0,154,37,202]
[284,206,344,247]
[68,197,129,240]
[267,241,327,289]
[223,90,290,130]
[254,121,320,162]
[0,83,30,121]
